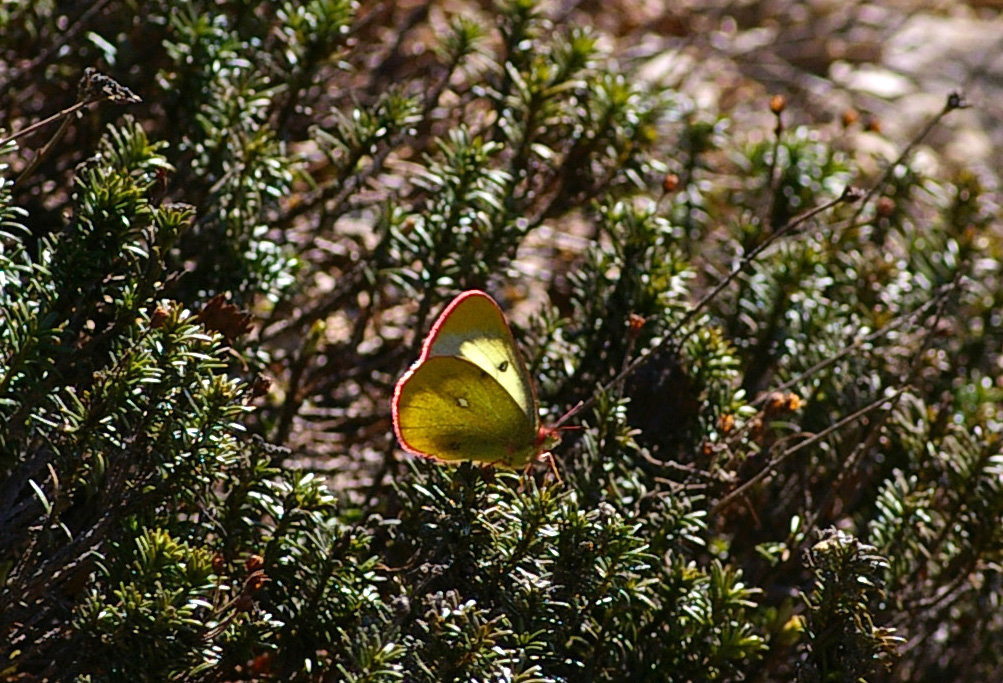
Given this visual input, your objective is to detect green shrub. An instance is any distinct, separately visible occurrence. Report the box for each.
[2,2,1001,681]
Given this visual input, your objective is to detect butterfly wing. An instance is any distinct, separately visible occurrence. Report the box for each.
[420,291,537,431]
[392,356,541,468]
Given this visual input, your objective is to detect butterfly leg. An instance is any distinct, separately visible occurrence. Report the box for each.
[534,452,563,486]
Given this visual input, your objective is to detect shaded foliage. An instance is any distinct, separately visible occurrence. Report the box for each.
[1,1,1002,681]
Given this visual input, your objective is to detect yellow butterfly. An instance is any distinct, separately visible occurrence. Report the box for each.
[392,290,560,468]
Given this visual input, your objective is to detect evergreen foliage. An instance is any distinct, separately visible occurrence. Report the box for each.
[1,1,1001,681]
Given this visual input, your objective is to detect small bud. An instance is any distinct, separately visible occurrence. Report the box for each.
[249,375,271,399]
[763,391,803,419]
[770,94,786,114]
[877,196,895,218]
[946,91,969,110]
[400,216,418,234]
[196,295,254,341]
[842,186,864,203]
[661,172,680,193]
[764,392,787,417]
[150,305,170,329]
[249,652,274,675]
[247,570,268,593]
[78,67,141,104]
[245,554,265,573]
[627,313,646,336]
[841,108,859,128]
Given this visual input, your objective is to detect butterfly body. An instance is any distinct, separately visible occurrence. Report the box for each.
[392,290,558,468]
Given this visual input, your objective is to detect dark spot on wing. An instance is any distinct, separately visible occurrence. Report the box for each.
[498,360,509,372]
